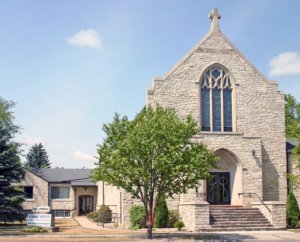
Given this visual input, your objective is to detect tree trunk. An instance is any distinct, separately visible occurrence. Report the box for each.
[147,214,153,239]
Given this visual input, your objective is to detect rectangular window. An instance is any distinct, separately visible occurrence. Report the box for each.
[51,186,70,199]
[223,89,232,132]
[51,210,71,217]
[201,88,210,131]
[212,89,221,131]
[23,186,33,199]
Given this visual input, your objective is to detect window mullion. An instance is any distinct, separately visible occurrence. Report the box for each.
[210,77,213,132]
[221,87,224,132]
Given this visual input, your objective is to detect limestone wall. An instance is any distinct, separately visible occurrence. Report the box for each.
[21,170,49,210]
[252,201,286,228]
[75,186,98,215]
[147,31,286,202]
[97,181,122,215]
[49,183,75,210]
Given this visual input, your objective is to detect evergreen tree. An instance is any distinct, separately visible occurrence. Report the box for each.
[24,143,51,169]
[286,192,300,228]
[154,195,169,228]
[0,97,25,222]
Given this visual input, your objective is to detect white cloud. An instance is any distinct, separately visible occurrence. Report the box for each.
[67,29,101,49]
[74,150,96,162]
[269,52,300,76]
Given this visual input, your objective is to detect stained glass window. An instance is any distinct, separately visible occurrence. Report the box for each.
[201,66,233,132]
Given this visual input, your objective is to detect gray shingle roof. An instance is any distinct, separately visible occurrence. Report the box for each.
[29,168,96,186]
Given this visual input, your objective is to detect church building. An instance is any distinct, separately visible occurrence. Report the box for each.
[144,8,287,230]
[21,9,287,231]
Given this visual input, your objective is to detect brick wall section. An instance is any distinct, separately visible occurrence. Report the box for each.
[75,186,98,216]
[147,31,287,202]
[49,183,75,211]
[179,201,210,231]
[252,201,286,228]
[21,170,49,210]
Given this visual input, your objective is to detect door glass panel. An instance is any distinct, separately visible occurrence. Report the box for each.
[207,172,230,204]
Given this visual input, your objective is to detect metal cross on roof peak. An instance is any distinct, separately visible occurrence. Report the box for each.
[209,8,221,32]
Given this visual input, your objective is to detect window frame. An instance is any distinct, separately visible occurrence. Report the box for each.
[199,64,236,133]
[23,186,33,199]
[50,186,70,200]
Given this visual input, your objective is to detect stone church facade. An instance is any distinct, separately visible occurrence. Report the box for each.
[20,9,287,230]
[144,8,287,230]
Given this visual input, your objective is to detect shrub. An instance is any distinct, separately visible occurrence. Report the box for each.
[22,226,48,233]
[130,205,146,229]
[154,195,169,228]
[87,211,98,222]
[287,192,300,227]
[168,210,180,228]
[174,220,185,230]
[98,204,112,223]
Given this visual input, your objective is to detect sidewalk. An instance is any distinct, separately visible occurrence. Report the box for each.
[73,217,300,241]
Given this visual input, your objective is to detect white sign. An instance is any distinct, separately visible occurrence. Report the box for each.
[32,206,50,213]
[27,214,52,227]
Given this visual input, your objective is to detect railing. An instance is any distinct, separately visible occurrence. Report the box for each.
[238,192,271,213]
[96,212,120,227]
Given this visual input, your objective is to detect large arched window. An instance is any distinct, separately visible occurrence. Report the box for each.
[201,65,233,132]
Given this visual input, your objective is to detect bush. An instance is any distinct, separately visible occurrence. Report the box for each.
[22,226,48,233]
[154,195,169,228]
[287,192,300,228]
[174,220,185,230]
[87,211,98,222]
[98,204,112,223]
[168,210,180,228]
[130,205,146,229]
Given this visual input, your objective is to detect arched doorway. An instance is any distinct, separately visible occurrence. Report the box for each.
[207,148,243,205]
[79,195,94,215]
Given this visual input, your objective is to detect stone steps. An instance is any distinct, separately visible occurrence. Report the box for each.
[208,205,273,231]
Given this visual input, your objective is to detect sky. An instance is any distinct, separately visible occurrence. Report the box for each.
[1,0,300,168]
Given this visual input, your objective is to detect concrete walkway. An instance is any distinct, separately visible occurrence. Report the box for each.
[74,216,101,230]
[73,217,300,241]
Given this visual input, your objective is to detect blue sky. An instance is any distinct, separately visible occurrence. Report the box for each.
[1,0,300,168]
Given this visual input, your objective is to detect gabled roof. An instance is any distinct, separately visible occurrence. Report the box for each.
[152,9,277,86]
[29,168,96,186]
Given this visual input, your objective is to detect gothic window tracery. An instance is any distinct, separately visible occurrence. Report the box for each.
[201,66,233,132]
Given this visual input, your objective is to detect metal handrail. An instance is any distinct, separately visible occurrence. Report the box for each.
[238,192,271,213]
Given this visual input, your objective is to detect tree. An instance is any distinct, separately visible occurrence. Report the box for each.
[0,97,25,222]
[93,106,217,239]
[285,94,300,189]
[24,143,51,169]
[286,192,300,227]
[154,195,168,228]
[285,94,300,140]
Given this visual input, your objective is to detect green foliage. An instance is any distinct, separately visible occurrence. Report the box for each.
[286,192,300,228]
[98,204,112,223]
[168,210,180,228]
[154,195,168,228]
[0,97,25,223]
[285,94,300,140]
[87,211,99,222]
[22,226,48,233]
[130,205,146,229]
[93,106,217,237]
[24,143,51,169]
[174,220,185,230]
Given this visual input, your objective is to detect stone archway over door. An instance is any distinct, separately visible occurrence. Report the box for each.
[208,148,243,205]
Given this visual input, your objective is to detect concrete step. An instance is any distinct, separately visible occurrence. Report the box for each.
[209,205,273,230]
